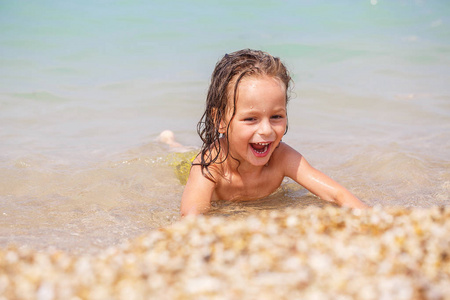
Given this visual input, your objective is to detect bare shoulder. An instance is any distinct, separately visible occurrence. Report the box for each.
[275,142,299,154]
[181,144,229,216]
[191,143,226,181]
[191,156,223,184]
[181,162,217,216]
[271,142,305,177]
[272,142,303,163]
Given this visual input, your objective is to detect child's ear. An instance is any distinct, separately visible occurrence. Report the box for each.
[212,108,227,134]
[218,118,227,134]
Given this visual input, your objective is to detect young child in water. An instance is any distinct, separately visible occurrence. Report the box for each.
[180,49,368,216]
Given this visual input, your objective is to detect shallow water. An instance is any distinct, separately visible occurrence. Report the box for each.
[0,0,449,253]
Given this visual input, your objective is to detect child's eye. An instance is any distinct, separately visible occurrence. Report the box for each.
[244,117,256,122]
[271,115,284,119]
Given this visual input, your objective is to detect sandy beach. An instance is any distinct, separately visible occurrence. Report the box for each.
[1,205,449,300]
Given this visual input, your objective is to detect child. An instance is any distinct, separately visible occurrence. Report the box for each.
[180,49,368,216]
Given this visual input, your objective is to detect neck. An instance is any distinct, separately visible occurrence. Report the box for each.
[220,140,266,176]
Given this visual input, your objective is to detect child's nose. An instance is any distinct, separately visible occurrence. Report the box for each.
[258,119,274,137]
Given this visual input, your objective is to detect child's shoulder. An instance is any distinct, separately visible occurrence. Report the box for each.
[269,142,305,179]
[192,139,225,165]
[191,142,227,180]
[273,142,302,159]
[271,142,304,170]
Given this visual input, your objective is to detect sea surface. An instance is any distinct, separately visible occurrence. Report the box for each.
[0,0,449,253]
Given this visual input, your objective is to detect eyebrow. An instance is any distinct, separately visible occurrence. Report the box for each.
[237,107,286,115]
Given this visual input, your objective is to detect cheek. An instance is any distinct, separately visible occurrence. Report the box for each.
[229,124,252,143]
[275,121,287,133]
[276,126,287,139]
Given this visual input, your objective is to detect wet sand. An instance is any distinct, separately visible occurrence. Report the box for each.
[1,205,449,299]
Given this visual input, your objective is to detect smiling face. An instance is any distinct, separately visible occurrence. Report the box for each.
[220,75,287,168]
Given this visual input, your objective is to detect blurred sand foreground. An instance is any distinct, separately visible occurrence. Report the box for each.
[1,206,449,300]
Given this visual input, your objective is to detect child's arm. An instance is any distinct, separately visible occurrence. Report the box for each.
[180,164,216,216]
[281,144,368,208]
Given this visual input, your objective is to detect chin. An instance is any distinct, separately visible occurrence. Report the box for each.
[247,152,272,166]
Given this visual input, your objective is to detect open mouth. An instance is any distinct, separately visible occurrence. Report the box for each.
[250,142,271,157]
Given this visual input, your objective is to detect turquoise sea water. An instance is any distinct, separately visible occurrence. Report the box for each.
[1,0,449,253]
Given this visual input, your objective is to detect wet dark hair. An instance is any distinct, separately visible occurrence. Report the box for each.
[195,49,292,179]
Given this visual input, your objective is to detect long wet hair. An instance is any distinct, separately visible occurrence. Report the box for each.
[195,49,292,180]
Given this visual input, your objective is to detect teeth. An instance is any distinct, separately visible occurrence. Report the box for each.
[252,142,270,154]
